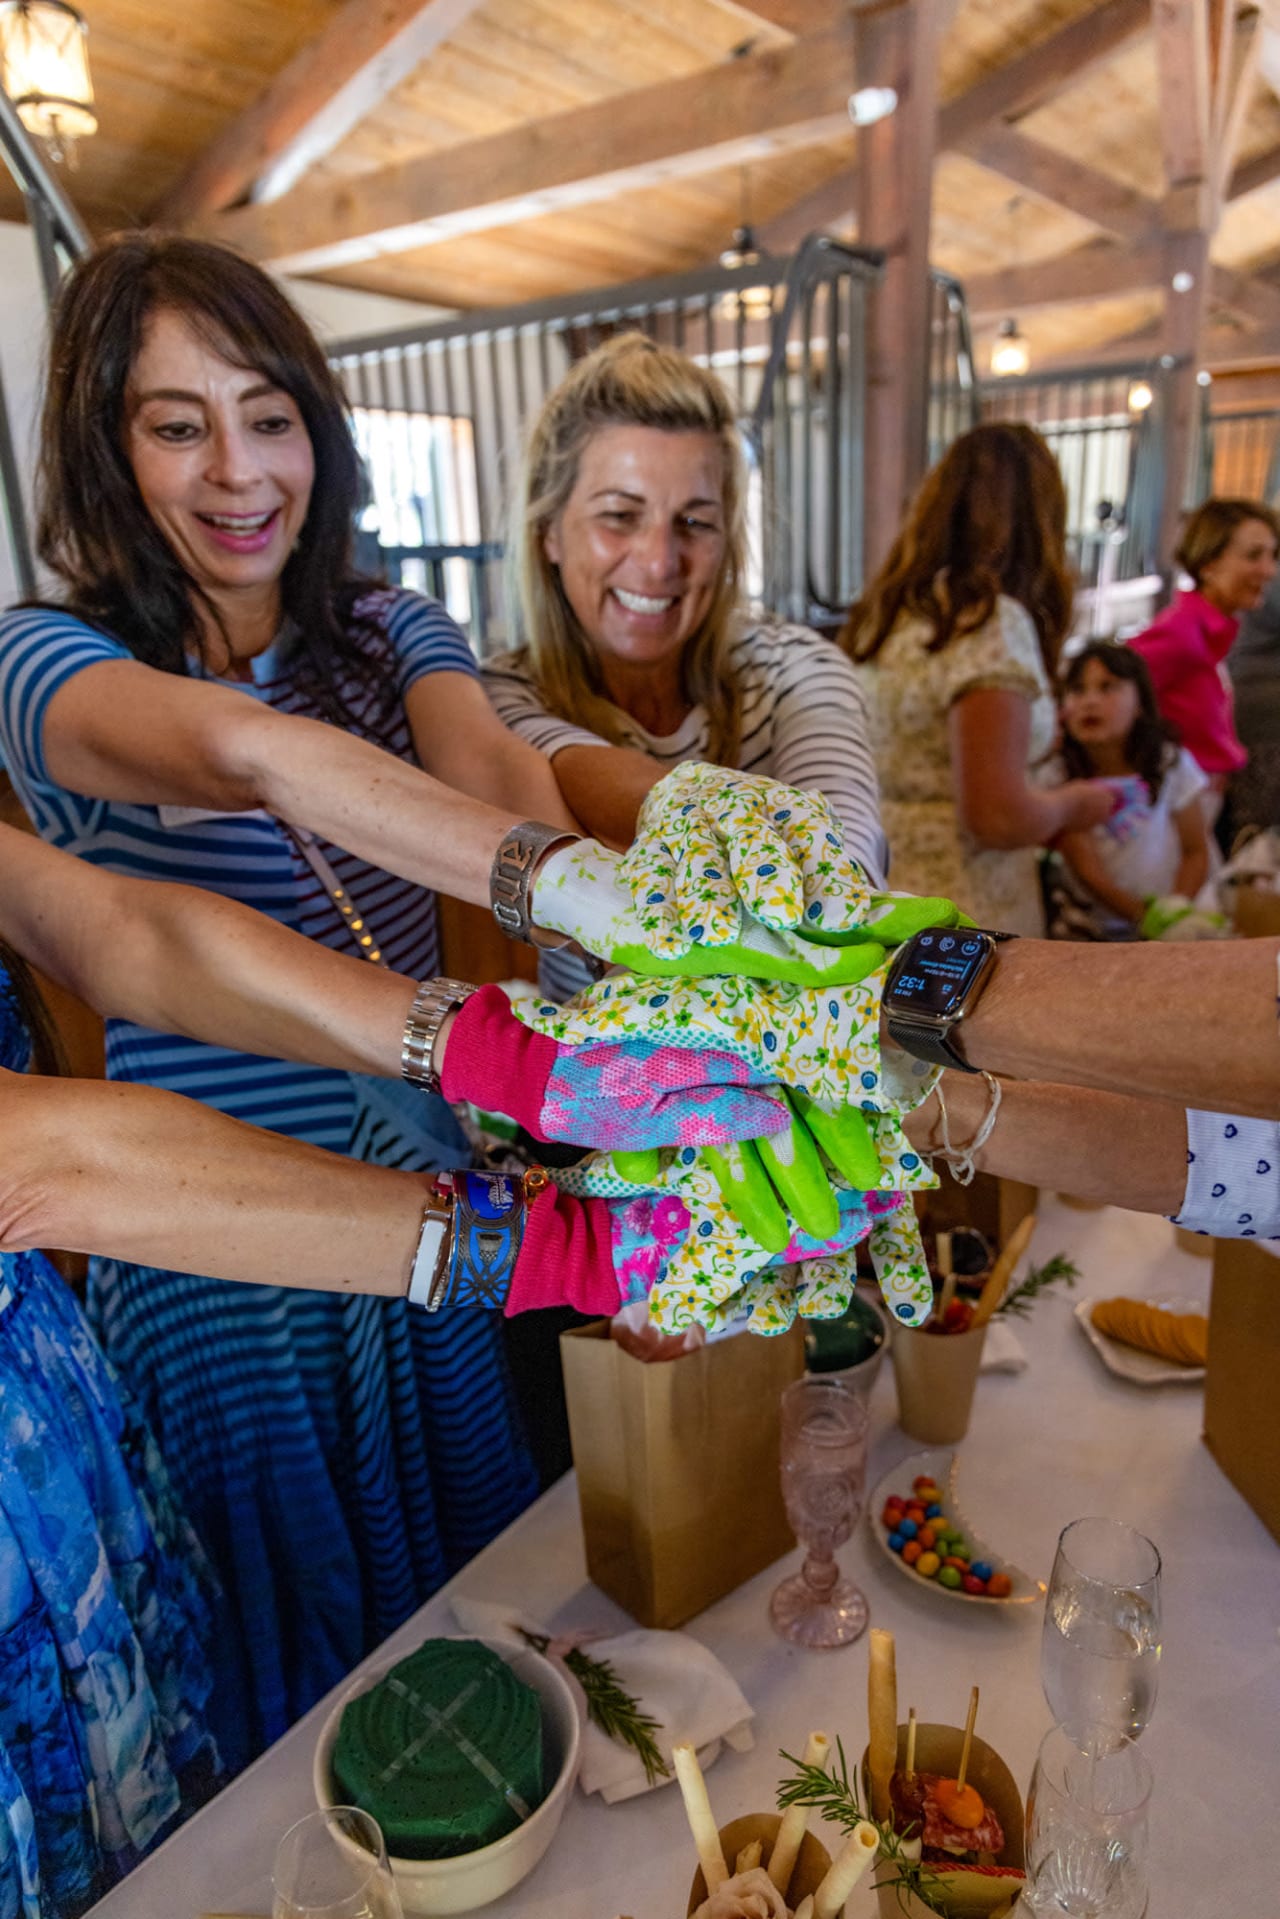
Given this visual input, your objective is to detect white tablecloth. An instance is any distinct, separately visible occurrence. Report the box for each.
[89,1199,1280,1919]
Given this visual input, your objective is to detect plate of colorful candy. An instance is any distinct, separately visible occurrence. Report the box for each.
[868,1448,1046,1607]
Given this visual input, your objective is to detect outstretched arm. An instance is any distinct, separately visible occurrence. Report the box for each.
[953,935,1280,1118]
[0,1068,429,1290]
[904,1073,1187,1215]
[0,822,416,1076]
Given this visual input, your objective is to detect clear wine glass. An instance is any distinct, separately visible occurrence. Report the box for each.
[1041,1518,1162,1755]
[272,1807,403,1919]
[770,1374,870,1648]
[1022,1724,1152,1918]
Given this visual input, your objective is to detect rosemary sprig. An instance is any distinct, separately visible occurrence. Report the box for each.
[776,1738,952,1917]
[515,1627,670,1785]
[996,1250,1079,1320]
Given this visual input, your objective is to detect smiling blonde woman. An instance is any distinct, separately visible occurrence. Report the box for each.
[484,333,887,1001]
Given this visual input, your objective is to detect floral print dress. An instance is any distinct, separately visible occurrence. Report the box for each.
[854,594,1057,935]
[0,965,219,1918]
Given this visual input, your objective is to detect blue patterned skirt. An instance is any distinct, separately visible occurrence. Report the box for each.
[0,1248,219,1919]
[86,1078,540,1775]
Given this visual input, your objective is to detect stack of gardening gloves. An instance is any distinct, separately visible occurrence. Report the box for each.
[502,761,964,1335]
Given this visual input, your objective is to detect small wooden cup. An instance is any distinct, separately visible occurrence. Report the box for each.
[861,1723,1025,1919]
[687,1814,832,1915]
[891,1322,988,1444]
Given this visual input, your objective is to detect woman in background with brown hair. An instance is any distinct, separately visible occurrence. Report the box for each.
[844,421,1113,933]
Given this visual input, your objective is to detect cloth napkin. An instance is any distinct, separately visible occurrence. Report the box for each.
[450,1595,753,1803]
[978,1317,1027,1373]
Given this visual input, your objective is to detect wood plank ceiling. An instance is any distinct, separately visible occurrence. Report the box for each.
[5,0,1280,372]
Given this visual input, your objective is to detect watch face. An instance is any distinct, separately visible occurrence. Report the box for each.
[888,930,992,1019]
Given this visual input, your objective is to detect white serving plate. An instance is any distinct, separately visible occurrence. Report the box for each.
[868,1446,1045,1608]
[314,1636,581,1915]
[1074,1296,1206,1386]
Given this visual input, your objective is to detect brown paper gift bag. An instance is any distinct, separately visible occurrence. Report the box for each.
[560,1320,804,1628]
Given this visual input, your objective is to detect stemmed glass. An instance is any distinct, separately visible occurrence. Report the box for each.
[1040,1518,1162,1755]
[272,1807,403,1919]
[770,1375,870,1648]
[1022,1725,1152,1918]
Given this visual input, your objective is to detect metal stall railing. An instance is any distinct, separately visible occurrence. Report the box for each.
[328,241,889,650]
[977,363,1171,619]
[927,270,979,465]
[0,82,90,598]
[748,235,883,627]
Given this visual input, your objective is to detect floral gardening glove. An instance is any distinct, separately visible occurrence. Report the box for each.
[611,1086,933,1257]
[439,984,790,1152]
[530,838,891,987]
[557,1143,934,1331]
[515,964,934,1114]
[720,1199,936,1336]
[618,761,871,954]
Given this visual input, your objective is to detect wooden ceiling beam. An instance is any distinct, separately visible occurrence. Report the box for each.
[1227,140,1280,199]
[958,125,1160,242]
[1212,5,1262,208]
[155,0,486,225]
[759,0,1152,252]
[1154,0,1213,211]
[964,241,1168,317]
[938,0,1152,150]
[196,23,859,273]
[713,0,840,33]
[1211,261,1280,327]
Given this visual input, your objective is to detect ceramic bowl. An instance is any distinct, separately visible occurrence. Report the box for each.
[868,1447,1045,1607]
[313,1636,581,1915]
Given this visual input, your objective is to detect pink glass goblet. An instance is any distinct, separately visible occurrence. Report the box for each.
[770,1374,870,1648]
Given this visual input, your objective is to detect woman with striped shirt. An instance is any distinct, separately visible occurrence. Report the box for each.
[0,237,863,1777]
[483,332,886,1001]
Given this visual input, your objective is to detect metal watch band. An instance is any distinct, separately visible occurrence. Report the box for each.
[489,822,580,943]
[885,1016,979,1073]
[401,977,476,1095]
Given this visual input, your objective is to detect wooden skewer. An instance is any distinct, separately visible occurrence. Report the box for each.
[905,1706,918,1779]
[955,1686,980,1795]
[767,1729,830,1895]
[673,1742,728,1893]
[972,1213,1036,1328]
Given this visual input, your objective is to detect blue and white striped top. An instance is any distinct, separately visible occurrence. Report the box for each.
[0,586,471,1138]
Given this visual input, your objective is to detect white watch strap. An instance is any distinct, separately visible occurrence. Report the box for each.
[407,1215,449,1310]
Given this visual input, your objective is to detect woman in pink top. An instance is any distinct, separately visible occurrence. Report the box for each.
[1130,497,1279,788]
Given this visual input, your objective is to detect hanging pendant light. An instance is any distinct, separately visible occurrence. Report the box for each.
[990,317,1030,379]
[0,0,97,161]
[718,169,774,324]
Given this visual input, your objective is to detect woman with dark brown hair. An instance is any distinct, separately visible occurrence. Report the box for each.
[844,421,1113,933]
[0,233,875,1775]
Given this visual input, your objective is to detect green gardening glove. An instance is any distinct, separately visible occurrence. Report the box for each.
[609,1079,935,1275]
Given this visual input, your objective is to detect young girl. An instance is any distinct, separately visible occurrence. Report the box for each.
[1047,642,1212,940]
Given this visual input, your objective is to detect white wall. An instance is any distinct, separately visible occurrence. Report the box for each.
[0,227,450,609]
[0,221,50,608]
[278,274,448,345]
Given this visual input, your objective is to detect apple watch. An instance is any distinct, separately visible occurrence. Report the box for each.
[882,926,1013,1072]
